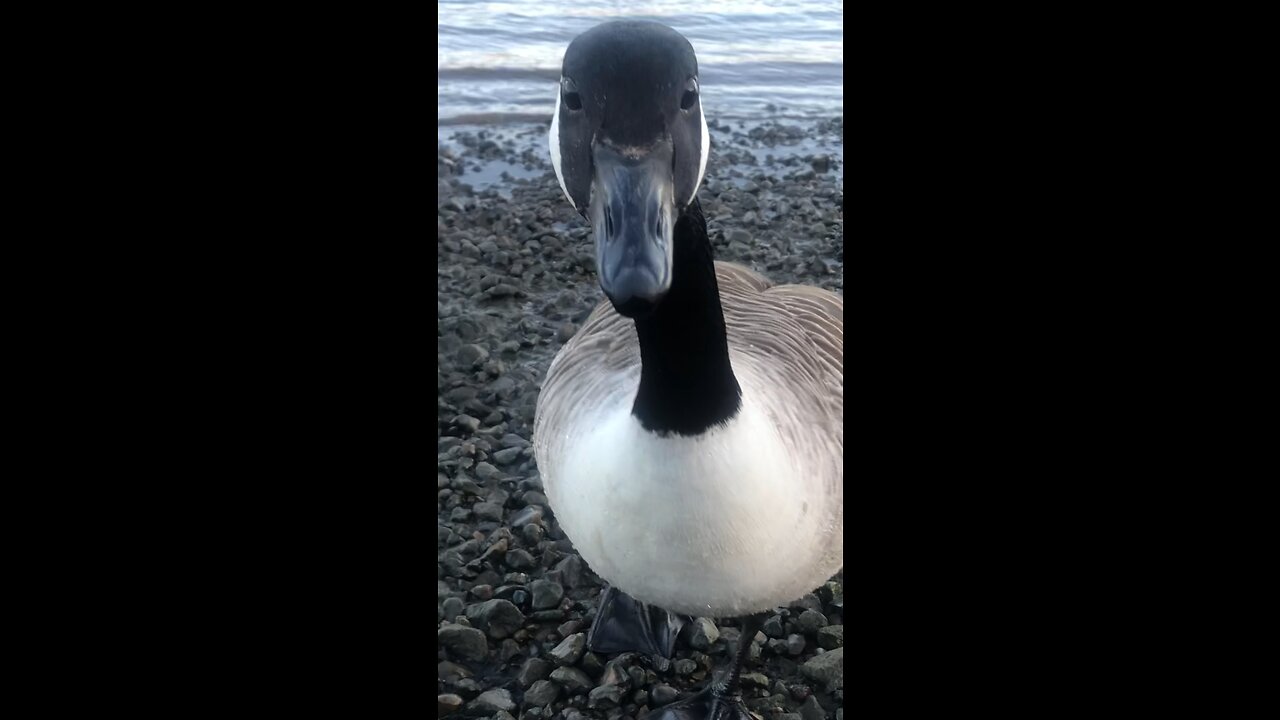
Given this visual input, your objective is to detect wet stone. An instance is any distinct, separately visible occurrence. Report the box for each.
[762,614,785,638]
[469,688,515,714]
[688,617,720,651]
[464,599,525,639]
[801,696,825,720]
[651,685,679,706]
[525,679,560,706]
[549,632,586,666]
[438,623,487,661]
[817,625,843,650]
[797,609,828,635]
[800,647,843,689]
[588,684,623,709]
[530,579,564,610]
[517,657,552,687]
[786,634,806,655]
[505,549,536,570]
[438,693,463,716]
[550,666,593,693]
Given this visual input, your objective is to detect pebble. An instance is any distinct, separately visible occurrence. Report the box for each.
[673,658,697,676]
[688,617,720,650]
[549,666,593,692]
[531,579,564,609]
[438,623,487,661]
[797,608,829,634]
[549,632,586,666]
[817,625,843,650]
[493,446,523,464]
[783,630,803,653]
[469,688,515,714]
[800,695,825,720]
[800,647,843,689]
[464,599,525,639]
[525,679,560,706]
[517,657,552,687]
[505,548,536,570]
[588,684,623,709]
[651,685,679,706]
[762,614,785,638]
[438,693,463,715]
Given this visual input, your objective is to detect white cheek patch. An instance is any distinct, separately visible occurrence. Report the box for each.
[693,100,710,202]
[549,90,574,209]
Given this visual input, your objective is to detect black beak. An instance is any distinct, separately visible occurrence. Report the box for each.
[590,140,675,317]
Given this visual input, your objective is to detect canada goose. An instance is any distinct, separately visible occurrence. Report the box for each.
[534,20,842,720]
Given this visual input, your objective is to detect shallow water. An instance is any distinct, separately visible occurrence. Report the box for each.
[438,0,843,124]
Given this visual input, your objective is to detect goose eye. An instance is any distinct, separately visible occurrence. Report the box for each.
[562,77,583,111]
[680,77,699,111]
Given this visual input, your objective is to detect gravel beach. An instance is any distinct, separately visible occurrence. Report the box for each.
[438,116,845,720]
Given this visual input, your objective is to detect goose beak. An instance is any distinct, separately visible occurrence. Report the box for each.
[591,140,676,317]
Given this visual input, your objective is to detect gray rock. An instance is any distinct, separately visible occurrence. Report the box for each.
[464,599,525,639]
[492,446,522,465]
[505,548,536,570]
[549,666,593,692]
[475,462,501,481]
[651,685,679,706]
[741,672,770,688]
[457,344,489,368]
[786,633,806,655]
[517,657,552,687]
[531,579,564,610]
[688,617,720,651]
[728,228,751,244]
[469,688,515,714]
[599,652,640,687]
[525,679,560,706]
[800,695,824,720]
[762,614,785,638]
[797,609,828,635]
[472,502,503,522]
[673,658,697,676]
[580,651,605,677]
[441,596,464,620]
[557,323,577,342]
[438,693,463,716]
[438,623,487,661]
[817,624,843,650]
[549,632,586,666]
[555,554,584,587]
[438,660,472,682]
[508,505,543,528]
[588,684,623,709]
[453,414,481,433]
[799,646,843,689]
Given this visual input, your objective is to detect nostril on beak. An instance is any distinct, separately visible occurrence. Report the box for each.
[605,206,614,238]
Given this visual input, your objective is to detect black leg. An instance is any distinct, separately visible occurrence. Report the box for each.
[587,585,688,658]
[643,613,767,720]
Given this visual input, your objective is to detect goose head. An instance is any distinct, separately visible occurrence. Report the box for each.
[549,21,711,318]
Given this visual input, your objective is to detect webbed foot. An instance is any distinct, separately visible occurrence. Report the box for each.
[587,585,687,658]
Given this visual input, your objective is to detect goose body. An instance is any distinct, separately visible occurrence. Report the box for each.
[535,262,843,617]
[533,24,842,697]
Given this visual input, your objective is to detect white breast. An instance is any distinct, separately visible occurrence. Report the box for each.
[542,360,840,617]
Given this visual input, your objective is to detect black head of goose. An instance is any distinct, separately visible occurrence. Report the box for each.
[535,20,843,720]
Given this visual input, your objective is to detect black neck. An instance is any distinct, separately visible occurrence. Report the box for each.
[631,199,741,435]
